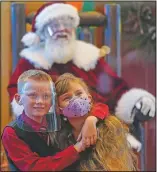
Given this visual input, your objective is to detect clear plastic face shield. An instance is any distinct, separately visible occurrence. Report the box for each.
[16,80,61,132]
[42,16,75,41]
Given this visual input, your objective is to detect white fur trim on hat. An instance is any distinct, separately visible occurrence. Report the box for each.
[11,98,24,117]
[115,88,155,124]
[35,3,80,33]
[21,32,40,47]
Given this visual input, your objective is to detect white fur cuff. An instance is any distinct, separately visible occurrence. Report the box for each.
[115,88,155,124]
[126,133,142,152]
[21,32,40,47]
[11,98,24,117]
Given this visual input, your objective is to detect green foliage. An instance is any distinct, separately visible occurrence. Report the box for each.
[121,2,156,52]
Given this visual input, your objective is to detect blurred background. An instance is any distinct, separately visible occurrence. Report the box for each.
[1,1,156,171]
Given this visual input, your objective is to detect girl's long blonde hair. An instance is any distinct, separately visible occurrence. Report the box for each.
[79,115,138,171]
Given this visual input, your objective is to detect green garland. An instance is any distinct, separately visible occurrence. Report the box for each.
[121,2,156,52]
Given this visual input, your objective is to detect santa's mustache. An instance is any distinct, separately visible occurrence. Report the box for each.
[53,29,71,37]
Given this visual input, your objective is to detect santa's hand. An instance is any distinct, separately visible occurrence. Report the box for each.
[135,96,155,118]
[126,133,142,152]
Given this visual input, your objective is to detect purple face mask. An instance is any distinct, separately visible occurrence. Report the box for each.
[62,97,91,118]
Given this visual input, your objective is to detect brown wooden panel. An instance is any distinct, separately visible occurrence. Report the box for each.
[1,2,12,133]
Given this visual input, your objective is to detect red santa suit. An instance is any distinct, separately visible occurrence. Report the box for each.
[8,2,155,153]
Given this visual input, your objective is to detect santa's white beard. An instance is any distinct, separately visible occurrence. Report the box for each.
[44,34,76,65]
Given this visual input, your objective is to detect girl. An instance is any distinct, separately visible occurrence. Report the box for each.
[55,73,138,171]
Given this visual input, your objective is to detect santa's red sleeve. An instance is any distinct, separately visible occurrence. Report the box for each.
[89,60,128,120]
[95,58,129,112]
[95,59,155,123]
[85,58,129,120]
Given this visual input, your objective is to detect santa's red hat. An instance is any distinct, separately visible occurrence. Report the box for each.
[22,2,80,47]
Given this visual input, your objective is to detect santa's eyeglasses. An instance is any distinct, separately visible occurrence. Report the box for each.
[43,16,75,36]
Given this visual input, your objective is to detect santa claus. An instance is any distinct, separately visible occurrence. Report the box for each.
[8,2,155,152]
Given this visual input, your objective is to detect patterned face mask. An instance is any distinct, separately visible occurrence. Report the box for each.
[62,97,91,118]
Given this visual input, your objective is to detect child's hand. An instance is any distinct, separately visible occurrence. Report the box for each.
[74,140,87,153]
[77,116,98,147]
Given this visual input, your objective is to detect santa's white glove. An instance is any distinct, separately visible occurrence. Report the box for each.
[115,88,155,124]
[135,96,155,118]
[126,133,142,152]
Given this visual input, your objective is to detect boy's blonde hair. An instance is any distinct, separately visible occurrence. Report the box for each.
[17,70,53,94]
[55,73,90,97]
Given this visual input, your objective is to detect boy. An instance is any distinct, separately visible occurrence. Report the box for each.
[2,70,89,171]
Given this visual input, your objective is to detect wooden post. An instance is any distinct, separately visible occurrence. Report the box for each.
[1,2,12,171]
[1,2,12,132]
